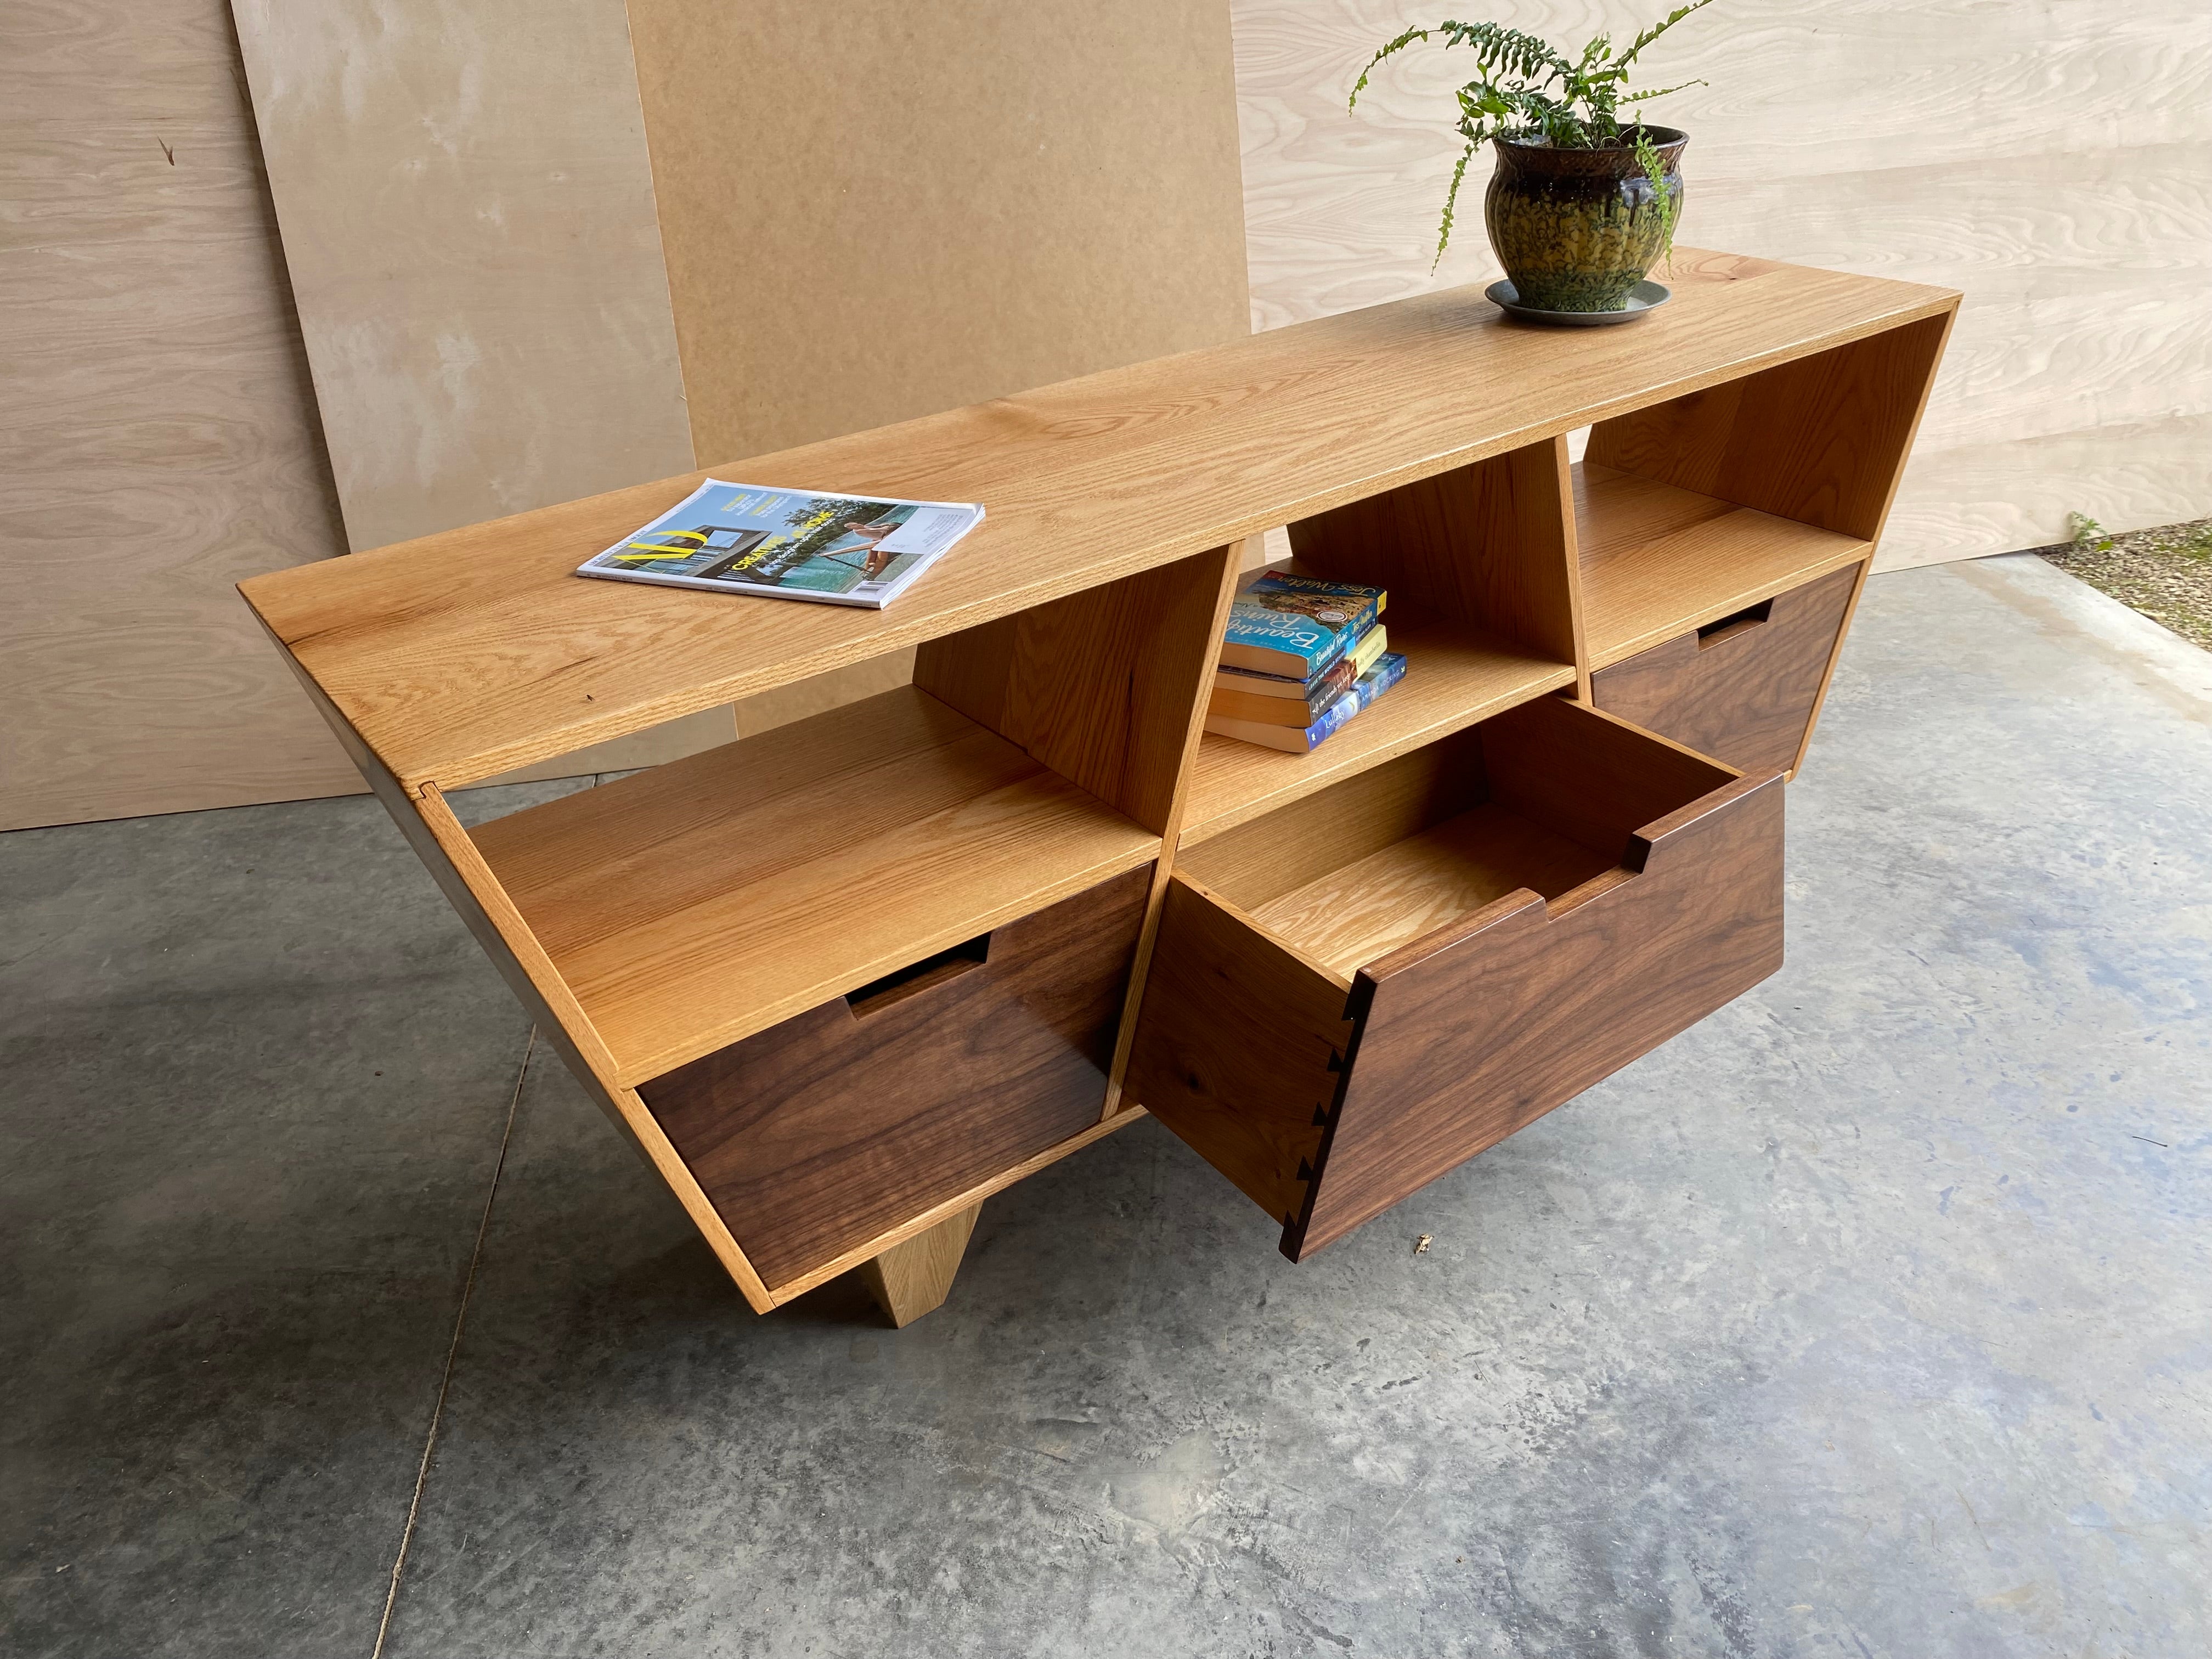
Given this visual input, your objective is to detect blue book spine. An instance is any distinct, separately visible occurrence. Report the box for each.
[1294,651,1407,751]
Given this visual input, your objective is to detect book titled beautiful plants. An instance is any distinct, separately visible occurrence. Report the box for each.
[1205,651,1407,753]
[1217,572,1387,678]
[1209,625,1390,726]
[575,479,984,610]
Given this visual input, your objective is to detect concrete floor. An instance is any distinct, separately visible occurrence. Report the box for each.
[3,554,2207,1658]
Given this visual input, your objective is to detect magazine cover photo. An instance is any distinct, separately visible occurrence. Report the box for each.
[576,480,984,609]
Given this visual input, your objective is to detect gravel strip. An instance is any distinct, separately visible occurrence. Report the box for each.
[2040,516,2212,652]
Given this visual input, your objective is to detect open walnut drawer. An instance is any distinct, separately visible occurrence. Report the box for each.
[1125,696,1784,1260]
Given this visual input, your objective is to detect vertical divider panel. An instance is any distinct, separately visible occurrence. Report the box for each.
[1099,538,1248,1115]
[1286,436,1585,680]
[914,540,1245,1118]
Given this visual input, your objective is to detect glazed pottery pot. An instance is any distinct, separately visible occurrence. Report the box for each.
[1483,126,1686,313]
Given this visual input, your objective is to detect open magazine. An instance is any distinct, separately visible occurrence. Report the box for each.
[575,479,984,610]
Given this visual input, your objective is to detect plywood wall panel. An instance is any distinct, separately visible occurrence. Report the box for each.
[227,0,697,554]
[625,0,1254,465]
[0,0,368,831]
[1231,0,2212,565]
[227,0,740,778]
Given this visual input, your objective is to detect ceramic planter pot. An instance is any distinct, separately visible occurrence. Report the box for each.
[1483,126,1686,313]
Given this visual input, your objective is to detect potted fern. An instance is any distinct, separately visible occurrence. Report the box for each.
[1350,2,1715,320]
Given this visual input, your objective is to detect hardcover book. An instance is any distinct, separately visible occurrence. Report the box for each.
[1205,651,1407,753]
[1210,625,1390,726]
[575,479,983,610]
[1217,573,1386,679]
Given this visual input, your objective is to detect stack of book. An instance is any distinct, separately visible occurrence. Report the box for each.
[1204,571,1407,753]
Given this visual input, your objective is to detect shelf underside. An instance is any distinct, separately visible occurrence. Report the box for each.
[1180,611,1575,845]
[1575,462,1871,669]
[471,686,1159,1086]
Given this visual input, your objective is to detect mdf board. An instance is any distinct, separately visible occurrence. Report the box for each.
[0,0,366,832]
[1229,0,2212,564]
[624,0,1254,466]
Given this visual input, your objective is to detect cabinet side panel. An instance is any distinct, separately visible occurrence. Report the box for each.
[251,620,776,1310]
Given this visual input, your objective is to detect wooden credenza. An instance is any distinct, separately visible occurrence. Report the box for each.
[240,249,1957,1325]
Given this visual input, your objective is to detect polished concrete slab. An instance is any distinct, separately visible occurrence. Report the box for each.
[3,556,2207,1657]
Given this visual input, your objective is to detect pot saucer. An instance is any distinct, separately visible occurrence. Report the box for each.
[1486,278,1672,326]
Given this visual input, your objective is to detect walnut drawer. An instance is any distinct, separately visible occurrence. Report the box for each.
[1589,561,1861,775]
[1126,697,1783,1260]
[638,864,1152,1294]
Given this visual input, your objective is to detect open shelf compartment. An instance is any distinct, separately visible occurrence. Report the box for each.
[1182,436,1584,844]
[1573,462,1867,670]
[471,683,1160,1086]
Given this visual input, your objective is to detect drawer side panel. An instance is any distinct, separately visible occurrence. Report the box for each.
[1124,877,1352,1226]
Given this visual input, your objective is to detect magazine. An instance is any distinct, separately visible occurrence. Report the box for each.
[575,479,984,610]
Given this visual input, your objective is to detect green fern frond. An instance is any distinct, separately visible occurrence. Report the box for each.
[1622,78,1706,103]
[1351,3,1718,257]
[1633,127,1680,269]
[1616,0,1717,72]
[1432,140,1477,271]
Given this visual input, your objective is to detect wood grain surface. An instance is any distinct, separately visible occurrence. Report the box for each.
[1591,562,1863,776]
[857,1203,983,1328]
[1477,694,1740,862]
[241,250,1947,792]
[1575,461,1871,668]
[1123,875,1352,1225]
[1251,804,1613,977]
[640,868,1150,1294]
[1288,437,1583,666]
[1588,313,1953,544]
[1179,727,1489,910]
[1289,766,1785,1259]
[259,618,776,1310]
[916,545,1240,836]
[1229,0,2212,564]
[1182,613,1573,845]
[0,0,368,831]
[470,685,1159,1085]
[226,0,695,554]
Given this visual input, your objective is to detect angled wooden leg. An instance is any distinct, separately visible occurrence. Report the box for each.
[858,1202,981,1327]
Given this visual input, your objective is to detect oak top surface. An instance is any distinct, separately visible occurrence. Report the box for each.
[240,249,1957,789]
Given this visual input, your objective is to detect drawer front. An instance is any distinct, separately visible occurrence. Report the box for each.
[1127,699,1785,1260]
[1590,562,1860,774]
[639,864,1152,1293]
[1295,766,1781,1255]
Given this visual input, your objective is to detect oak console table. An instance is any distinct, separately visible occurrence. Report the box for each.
[241,249,1957,1327]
